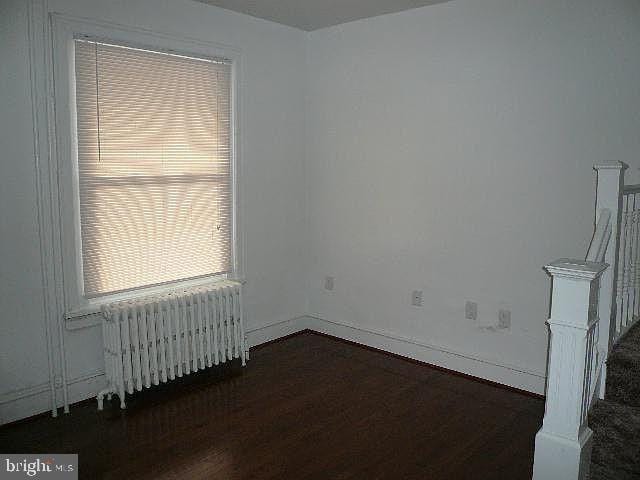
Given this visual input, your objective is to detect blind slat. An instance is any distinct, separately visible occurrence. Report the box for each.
[74,39,232,297]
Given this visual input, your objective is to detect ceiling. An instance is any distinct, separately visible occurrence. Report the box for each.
[195,0,452,31]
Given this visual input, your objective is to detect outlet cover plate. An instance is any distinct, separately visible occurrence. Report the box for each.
[411,290,423,307]
[324,276,334,291]
[499,309,511,329]
[465,301,477,320]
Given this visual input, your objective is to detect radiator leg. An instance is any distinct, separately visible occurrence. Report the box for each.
[107,393,112,401]
[97,387,112,411]
[119,396,126,410]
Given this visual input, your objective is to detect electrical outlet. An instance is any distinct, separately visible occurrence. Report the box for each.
[324,276,334,291]
[411,290,423,307]
[465,301,477,320]
[499,309,511,329]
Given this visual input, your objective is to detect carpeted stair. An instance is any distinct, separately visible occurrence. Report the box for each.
[588,321,640,480]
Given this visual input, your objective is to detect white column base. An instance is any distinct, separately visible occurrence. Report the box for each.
[532,428,593,480]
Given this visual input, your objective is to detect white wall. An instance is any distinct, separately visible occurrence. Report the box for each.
[305,0,640,392]
[0,0,308,423]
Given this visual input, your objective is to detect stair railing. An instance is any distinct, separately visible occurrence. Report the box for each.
[532,162,625,480]
[616,184,640,338]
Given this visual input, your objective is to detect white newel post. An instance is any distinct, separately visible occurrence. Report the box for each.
[532,259,607,480]
[593,162,624,394]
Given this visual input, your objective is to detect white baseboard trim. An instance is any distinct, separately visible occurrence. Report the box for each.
[303,315,546,395]
[245,316,310,348]
[0,370,106,425]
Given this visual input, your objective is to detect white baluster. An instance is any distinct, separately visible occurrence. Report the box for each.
[623,202,631,334]
[617,198,629,334]
[627,193,640,329]
[628,197,637,329]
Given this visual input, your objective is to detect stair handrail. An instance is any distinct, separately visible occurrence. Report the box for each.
[586,208,612,263]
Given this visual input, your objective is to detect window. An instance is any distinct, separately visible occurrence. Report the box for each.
[72,38,234,298]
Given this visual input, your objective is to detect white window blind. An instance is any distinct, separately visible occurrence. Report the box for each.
[73,39,233,297]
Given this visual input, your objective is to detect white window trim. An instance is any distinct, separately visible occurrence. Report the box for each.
[50,14,245,316]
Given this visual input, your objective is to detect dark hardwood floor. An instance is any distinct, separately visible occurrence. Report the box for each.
[0,332,544,479]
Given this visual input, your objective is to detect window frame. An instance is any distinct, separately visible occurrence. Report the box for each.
[51,14,244,313]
